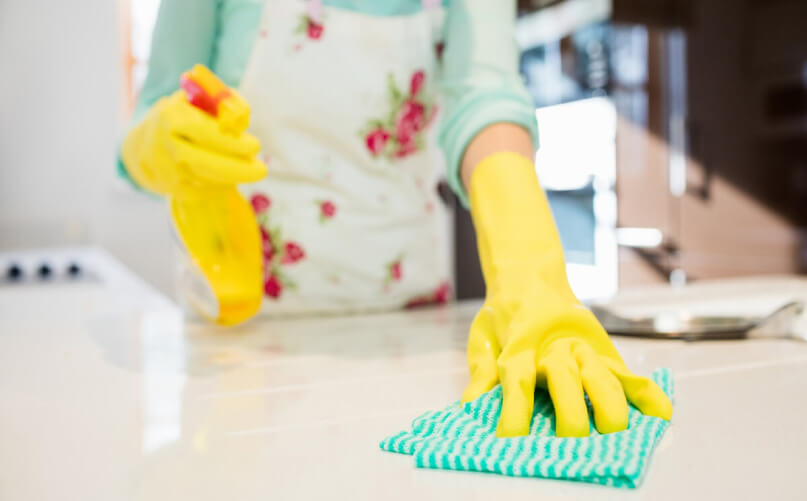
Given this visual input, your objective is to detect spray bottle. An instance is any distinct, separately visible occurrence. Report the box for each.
[171,65,264,325]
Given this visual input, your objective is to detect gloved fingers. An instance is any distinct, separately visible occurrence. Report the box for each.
[164,92,262,160]
[495,349,537,438]
[604,358,673,421]
[461,306,501,404]
[170,136,268,185]
[541,348,590,437]
[575,343,629,434]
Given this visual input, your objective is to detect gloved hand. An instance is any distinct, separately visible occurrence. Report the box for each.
[121,66,266,194]
[461,152,673,438]
[121,65,267,325]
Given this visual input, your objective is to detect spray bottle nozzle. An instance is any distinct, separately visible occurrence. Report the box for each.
[180,65,250,134]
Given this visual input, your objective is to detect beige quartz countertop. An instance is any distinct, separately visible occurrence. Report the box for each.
[1,250,806,500]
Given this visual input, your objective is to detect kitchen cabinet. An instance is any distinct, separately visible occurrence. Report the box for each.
[454,0,807,299]
[613,0,807,286]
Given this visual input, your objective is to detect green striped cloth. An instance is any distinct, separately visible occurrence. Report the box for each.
[380,368,673,488]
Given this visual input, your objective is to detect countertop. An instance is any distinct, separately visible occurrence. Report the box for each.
[2,249,807,500]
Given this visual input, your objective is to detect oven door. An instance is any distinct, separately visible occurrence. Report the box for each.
[537,97,618,302]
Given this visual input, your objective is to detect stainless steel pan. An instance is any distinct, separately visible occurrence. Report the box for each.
[591,301,806,341]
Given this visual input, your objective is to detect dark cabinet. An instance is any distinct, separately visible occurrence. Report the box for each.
[456,0,807,299]
[614,0,807,286]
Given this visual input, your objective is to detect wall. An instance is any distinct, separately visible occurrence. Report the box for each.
[0,0,174,293]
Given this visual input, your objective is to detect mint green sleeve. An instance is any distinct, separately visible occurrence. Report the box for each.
[131,0,219,122]
[439,0,538,207]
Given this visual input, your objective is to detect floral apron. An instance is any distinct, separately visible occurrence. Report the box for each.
[237,0,452,315]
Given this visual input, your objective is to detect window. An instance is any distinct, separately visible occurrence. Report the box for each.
[121,0,163,116]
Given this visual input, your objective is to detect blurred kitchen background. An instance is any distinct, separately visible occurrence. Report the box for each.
[1,0,805,301]
[460,0,807,300]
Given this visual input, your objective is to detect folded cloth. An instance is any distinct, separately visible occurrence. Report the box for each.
[380,368,673,488]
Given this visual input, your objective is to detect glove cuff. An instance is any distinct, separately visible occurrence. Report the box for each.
[469,152,569,293]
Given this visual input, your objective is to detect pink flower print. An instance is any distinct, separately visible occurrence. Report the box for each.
[388,260,403,282]
[296,11,324,42]
[260,228,276,263]
[282,242,305,264]
[251,193,271,214]
[405,281,452,309]
[319,200,337,222]
[264,274,283,299]
[395,100,426,145]
[360,71,435,161]
[263,242,275,264]
[258,222,303,298]
[405,296,430,309]
[365,128,390,156]
[264,246,275,263]
[435,41,444,61]
[410,70,425,96]
[434,282,451,304]
[395,139,418,158]
[307,21,324,39]
[321,201,336,218]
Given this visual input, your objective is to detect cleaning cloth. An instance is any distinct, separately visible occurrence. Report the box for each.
[380,368,673,488]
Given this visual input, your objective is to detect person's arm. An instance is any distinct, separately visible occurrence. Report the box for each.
[444,1,673,438]
[132,0,218,122]
[439,0,538,206]
[460,122,532,190]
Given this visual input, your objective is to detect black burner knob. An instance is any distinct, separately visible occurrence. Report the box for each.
[67,262,82,277]
[37,263,52,280]
[6,263,23,281]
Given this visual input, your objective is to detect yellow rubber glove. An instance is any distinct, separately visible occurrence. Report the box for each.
[461,152,673,438]
[121,66,266,194]
[121,65,267,325]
